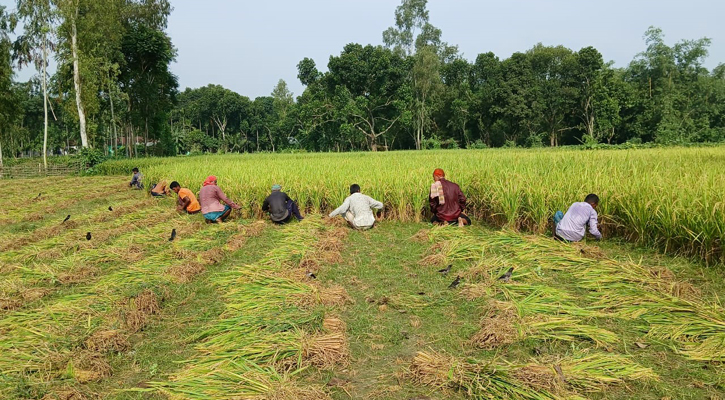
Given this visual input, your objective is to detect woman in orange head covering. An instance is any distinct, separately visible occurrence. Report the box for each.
[429,168,471,227]
[198,176,240,223]
[203,175,217,187]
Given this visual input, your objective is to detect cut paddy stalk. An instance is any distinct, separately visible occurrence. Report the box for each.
[150,218,346,399]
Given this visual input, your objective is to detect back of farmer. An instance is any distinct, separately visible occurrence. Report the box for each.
[262,184,304,224]
[199,175,240,223]
[429,168,470,227]
[328,184,383,230]
[554,193,603,242]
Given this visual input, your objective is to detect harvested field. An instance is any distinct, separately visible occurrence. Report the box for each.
[2,173,724,400]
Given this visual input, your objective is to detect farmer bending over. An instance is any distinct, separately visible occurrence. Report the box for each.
[199,175,240,223]
[171,181,201,214]
[151,180,170,197]
[430,168,470,227]
[553,193,602,242]
[129,168,144,190]
[262,184,304,224]
[329,184,383,230]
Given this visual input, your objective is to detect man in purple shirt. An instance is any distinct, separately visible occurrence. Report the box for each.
[199,176,240,223]
[554,194,602,242]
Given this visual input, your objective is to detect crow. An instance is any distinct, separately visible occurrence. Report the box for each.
[169,228,177,242]
[108,206,113,211]
[62,215,71,224]
[86,232,92,241]
[437,264,452,275]
[448,275,461,289]
[498,267,514,282]
[306,272,317,279]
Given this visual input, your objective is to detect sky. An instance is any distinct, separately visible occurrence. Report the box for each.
[4,0,724,99]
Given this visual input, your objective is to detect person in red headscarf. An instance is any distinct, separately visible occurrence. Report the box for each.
[429,168,470,227]
[199,176,240,223]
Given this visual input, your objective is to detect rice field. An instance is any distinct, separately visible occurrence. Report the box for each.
[97,147,725,265]
[1,149,725,399]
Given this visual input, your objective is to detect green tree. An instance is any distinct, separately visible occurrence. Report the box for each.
[327,44,408,151]
[382,0,428,57]
[410,46,441,149]
[0,6,17,168]
[15,0,55,167]
[271,79,294,151]
[119,22,177,155]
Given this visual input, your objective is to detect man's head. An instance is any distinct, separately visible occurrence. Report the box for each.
[170,181,181,194]
[271,184,282,192]
[350,184,361,194]
[585,193,600,208]
[433,168,445,182]
[132,168,139,173]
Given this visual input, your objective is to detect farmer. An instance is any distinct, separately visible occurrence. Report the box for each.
[328,184,383,230]
[553,193,602,242]
[151,180,170,197]
[129,168,144,190]
[429,168,470,227]
[199,175,240,223]
[170,181,201,214]
[262,184,304,224]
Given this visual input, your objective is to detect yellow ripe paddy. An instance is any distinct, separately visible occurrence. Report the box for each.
[101,146,725,264]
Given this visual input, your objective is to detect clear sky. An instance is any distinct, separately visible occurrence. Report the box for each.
[4,0,724,99]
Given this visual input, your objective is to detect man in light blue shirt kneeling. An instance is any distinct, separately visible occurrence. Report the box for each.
[554,194,603,242]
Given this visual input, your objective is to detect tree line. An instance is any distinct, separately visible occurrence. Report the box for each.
[1,0,724,162]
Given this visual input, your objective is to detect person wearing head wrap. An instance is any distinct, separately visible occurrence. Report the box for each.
[262,184,304,224]
[198,176,240,223]
[429,169,471,227]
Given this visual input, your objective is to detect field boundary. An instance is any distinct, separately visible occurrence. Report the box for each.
[0,161,83,179]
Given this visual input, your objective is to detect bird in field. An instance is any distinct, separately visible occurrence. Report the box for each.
[62,215,71,224]
[437,264,452,275]
[448,275,461,289]
[498,267,514,282]
[306,272,317,279]
[169,228,176,242]
[108,206,113,211]
[34,193,42,200]
[86,232,92,241]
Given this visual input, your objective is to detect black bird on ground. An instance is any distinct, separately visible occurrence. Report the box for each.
[437,264,452,275]
[306,272,317,279]
[498,267,514,282]
[62,215,71,224]
[169,228,177,242]
[34,193,42,200]
[448,275,461,289]
[86,232,92,241]
[108,206,113,211]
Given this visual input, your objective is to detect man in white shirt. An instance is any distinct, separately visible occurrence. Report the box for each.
[329,184,383,230]
[555,194,603,242]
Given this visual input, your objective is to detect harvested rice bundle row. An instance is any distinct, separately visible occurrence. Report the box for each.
[408,350,656,400]
[153,218,339,399]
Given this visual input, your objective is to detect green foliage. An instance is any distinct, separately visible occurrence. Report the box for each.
[4,0,725,161]
[467,139,488,149]
[77,146,106,171]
